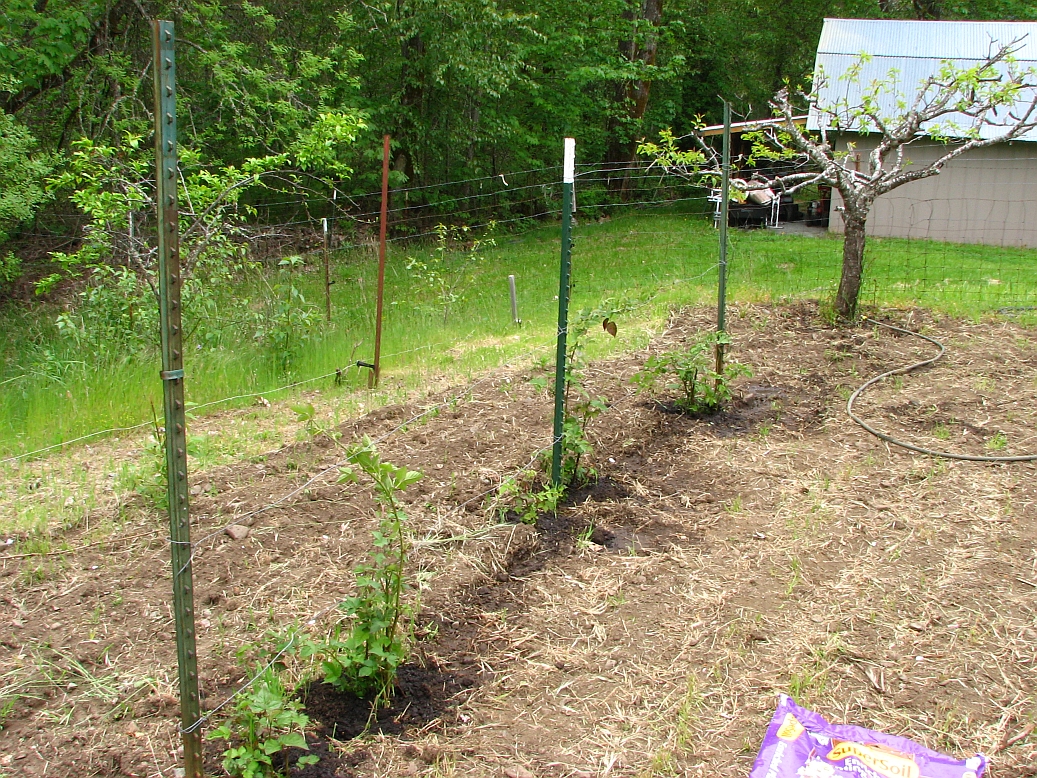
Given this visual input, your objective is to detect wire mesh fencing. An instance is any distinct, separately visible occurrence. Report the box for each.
[726,193,1037,315]
[3,157,1037,466]
[3,152,1037,777]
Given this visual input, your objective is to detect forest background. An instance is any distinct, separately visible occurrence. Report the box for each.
[6,0,1037,277]
[3,0,1037,457]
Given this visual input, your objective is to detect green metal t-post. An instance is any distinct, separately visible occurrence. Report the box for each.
[716,101,731,378]
[153,21,204,778]
[551,138,576,487]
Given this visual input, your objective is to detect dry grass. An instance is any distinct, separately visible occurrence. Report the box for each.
[1,303,1035,777]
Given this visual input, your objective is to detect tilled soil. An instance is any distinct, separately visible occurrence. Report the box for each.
[2,302,1036,778]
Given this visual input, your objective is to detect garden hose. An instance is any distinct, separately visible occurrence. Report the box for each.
[846,317,1037,462]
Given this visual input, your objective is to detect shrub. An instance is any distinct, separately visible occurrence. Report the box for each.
[308,438,422,709]
[207,667,317,778]
[633,332,751,413]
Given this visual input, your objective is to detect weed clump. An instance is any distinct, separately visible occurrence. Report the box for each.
[307,438,421,708]
[209,438,422,764]
[633,331,751,414]
[499,301,626,523]
[207,667,317,778]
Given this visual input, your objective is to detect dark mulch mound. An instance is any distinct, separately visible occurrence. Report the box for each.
[300,661,475,741]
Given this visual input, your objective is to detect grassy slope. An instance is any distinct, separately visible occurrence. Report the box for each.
[1,205,1035,461]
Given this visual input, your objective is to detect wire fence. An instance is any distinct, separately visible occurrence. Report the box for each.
[2,270,721,738]
[4,149,1037,765]
[4,156,1037,464]
[0,160,711,462]
[0,334,566,743]
[34,330,675,745]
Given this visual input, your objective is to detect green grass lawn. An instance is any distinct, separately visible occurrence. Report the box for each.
[728,225,1037,311]
[1,204,1035,459]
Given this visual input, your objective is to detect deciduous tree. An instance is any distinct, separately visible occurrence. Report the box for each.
[642,40,1037,320]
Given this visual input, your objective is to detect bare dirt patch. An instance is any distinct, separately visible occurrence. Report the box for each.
[2,303,1035,777]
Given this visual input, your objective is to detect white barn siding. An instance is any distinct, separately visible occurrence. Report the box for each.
[828,138,1037,247]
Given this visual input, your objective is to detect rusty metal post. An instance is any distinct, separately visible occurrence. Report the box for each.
[153,20,203,778]
[371,134,390,388]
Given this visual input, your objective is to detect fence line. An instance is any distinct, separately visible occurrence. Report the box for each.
[0,337,473,466]
[5,138,1037,764]
[8,166,1037,465]
[0,255,715,563]
[12,164,702,245]
[172,284,702,735]
[0,162,711,465]
[248,164,567,211]
[6,231,712,532]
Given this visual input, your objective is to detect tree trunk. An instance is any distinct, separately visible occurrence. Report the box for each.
[607,0,663,195]
[397,31,426,185]
[835,216,866,321]
[606,5,638,186]
[911,0,941,19]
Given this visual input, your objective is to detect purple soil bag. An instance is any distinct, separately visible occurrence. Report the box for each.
[750,696,987,778]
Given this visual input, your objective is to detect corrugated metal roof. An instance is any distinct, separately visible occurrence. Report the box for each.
[807,18,1037,141]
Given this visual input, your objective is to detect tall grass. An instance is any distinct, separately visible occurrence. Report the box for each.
[2,204,1035,459]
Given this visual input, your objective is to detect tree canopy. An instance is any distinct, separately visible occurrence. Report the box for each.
[3,0,1035,295]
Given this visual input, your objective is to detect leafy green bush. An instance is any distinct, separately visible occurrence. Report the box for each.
[255,256,320,375]
[37,136,285,357]
[495,471,564,524]
[307,438,422,708]
[207,667,317,778]
[633,332,751,413]
[0,252,21,286]
[0,111,52,249]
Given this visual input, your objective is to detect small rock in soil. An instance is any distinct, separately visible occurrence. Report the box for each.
[224,524,250,540]
[505,767,536,778]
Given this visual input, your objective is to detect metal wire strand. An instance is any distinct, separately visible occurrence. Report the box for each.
[176,342,560,733]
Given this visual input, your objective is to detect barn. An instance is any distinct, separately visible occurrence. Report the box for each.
[811,18,1037,248]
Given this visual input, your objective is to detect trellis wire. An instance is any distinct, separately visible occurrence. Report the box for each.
[165,249,727,736]
[8,164,1037,463]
